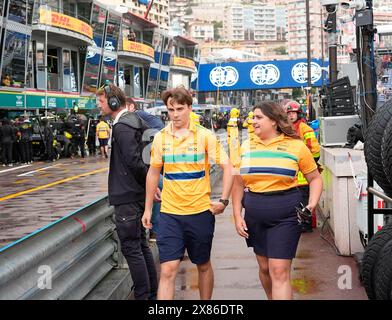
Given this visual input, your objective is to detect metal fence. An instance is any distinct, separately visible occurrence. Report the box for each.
[0,197,118,300]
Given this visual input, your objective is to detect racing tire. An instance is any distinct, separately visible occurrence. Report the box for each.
[373,238,392,299]
[381,118,392,187]
[362,223,392,299]
[364,100,392,196]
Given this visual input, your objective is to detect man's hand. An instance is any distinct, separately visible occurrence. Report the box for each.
[234,216,249,238]
[142,211,153,229]
[210,201,226,215]
[154,188,161,202]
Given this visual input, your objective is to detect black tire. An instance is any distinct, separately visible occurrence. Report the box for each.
[381,117,392,187]
[373,239,392,299]
[364,100,392,196]
[362,223,392,299]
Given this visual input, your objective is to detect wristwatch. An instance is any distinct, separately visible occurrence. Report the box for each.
[219,199,229,207]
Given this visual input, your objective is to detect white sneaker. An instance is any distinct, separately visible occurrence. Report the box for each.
[8,164,13,167]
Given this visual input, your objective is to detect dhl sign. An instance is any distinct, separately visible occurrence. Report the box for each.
[122,39,154,58]
[173,57,195,70]
[39,8,93,40]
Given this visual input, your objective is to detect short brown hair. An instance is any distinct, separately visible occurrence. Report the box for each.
[97,84,126,108]
[161,87,193,107]
[253,101,300,139]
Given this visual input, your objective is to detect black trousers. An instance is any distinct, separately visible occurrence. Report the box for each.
[76,138,85,158]
[20,140,32,163]
[46,140,54,161]
[1,142,12,165]
[114,201,158,300]
[87,136,96,155]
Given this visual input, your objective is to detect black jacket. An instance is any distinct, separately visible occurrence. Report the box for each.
[108,112,148,205]
[0,124,15,144]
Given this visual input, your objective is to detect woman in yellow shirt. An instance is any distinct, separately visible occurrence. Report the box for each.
[232,101,323,300]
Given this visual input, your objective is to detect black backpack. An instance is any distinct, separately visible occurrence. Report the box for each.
[116,111,159,166]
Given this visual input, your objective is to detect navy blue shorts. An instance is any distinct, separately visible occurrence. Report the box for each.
[99,138,108,147]
[157,210,215,265]
[242,189,302,259]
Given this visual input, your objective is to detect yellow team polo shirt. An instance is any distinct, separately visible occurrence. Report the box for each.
[150,120,229,215]
[96,121,110,139]
[240,134,317,192]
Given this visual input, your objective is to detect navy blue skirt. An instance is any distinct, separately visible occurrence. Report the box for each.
[242,189,302,259]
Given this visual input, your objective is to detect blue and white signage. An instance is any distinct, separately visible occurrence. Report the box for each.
[198,59,328,91]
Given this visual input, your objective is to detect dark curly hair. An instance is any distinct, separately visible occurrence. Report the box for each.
[253,101,300,139]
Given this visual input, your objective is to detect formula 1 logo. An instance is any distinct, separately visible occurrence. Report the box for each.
[103,41,116,62]
[134,72,140,85]
[250,64,280,86]
[209,66,239,87]
[291,62,322,84]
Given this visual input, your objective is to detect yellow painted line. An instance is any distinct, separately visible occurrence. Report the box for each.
[14,179,29,184]
[0,167,108,202]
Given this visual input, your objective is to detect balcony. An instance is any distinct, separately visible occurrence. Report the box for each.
[170,56,196,73]
[118,38,155,64]
[31,5,93,47]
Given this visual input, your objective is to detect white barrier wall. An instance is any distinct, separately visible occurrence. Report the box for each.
[319,147,367,255]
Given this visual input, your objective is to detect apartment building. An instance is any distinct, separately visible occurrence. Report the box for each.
[287,0,326,59]
[223,3,277,42]
[99,0,170,30]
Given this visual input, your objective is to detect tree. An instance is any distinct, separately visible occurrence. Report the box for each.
[292,88,304,100]
[185,6,193,15]
[273,46,287,55]
[212,20,223,41]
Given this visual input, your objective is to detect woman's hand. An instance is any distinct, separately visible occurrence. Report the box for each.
[234,215,249,239]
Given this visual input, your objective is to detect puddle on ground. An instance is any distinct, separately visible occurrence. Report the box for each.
[295,250,314,259]
[291,277,318,295]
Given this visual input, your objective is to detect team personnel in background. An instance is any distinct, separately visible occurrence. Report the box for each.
[42,118,55,162]
[96,116,110,159]
[0,118,15,166]
[73,117,86,158]
[285,100,321,232]
[97,84,157,300]
[87,119,97,156]
[19,118,33,164]
[227,108,241,171]
[142,87,234,300]
[242,111,255,141]
[231,102,323,300]
[190,111,200,125]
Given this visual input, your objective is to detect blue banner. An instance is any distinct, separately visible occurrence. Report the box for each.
[138,0,150,5]
[198,59,329,91]
[191,61,199,90]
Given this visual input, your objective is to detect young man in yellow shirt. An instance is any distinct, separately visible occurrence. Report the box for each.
[96,115,110,158]
[142,87,234,300]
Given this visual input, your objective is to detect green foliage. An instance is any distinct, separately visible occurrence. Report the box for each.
[292,88,304,100]
[273,46,287,55]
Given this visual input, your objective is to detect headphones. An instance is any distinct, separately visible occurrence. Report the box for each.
[104,85,121,111]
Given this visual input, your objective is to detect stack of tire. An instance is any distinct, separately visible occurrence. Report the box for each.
[362,99,392,299]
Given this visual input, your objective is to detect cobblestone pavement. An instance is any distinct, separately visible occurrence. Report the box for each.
[0,156,109,249]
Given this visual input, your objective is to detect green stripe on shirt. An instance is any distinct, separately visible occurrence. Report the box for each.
[163,153,205,163]
[241,150,298,161]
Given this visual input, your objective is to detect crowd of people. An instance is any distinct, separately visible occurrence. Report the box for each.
[0,114,112,166]
[96,84,323,301]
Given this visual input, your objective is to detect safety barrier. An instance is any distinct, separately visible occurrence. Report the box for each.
[0,196,119,300]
